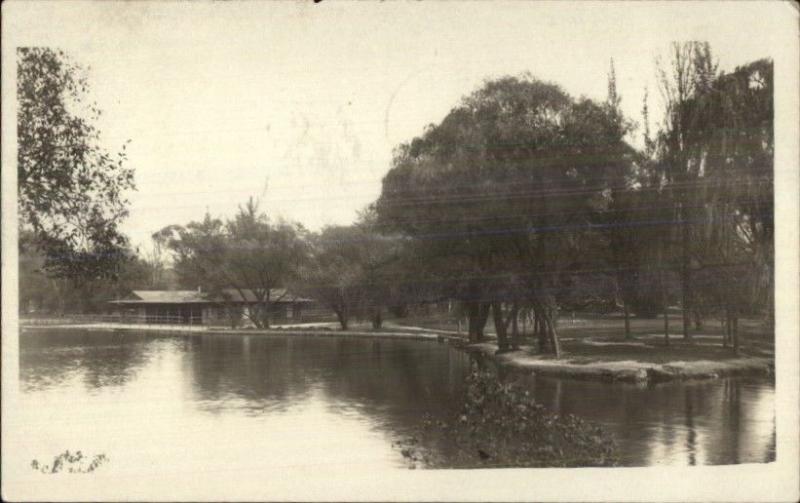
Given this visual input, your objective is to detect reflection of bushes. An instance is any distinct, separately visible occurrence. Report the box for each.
[403,368,617,468]
[31,450,108,474]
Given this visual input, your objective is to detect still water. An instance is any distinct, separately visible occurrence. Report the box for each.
[14,330,774,477]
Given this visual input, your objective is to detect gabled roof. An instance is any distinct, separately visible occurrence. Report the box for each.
[217,288,312,303]
[110,288,312,305]
[121,290,207,303]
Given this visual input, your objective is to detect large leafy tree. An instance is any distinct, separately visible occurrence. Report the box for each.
[299,218,399,331]
[376,75,633,355]
[17,48,135,281]
[163,199,308,328]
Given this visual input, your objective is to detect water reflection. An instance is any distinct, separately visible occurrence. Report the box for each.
[18,330,775,471]
[181,335,470,431]
[512,373,776,466]
[20,331,155,392]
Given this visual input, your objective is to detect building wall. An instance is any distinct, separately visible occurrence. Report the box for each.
[142,305,202,324]
[116,301,322,326]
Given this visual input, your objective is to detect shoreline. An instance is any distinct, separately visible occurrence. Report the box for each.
[466,342,775,384]
[19,322,461,343]
[21,323,774,383]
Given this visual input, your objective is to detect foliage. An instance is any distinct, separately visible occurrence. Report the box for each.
[408,368,617,468]
[17,48,135,281]
[299,217,400,330]
[30,450,109,474]
[376,74,634,353]
[19,230,152,314]
[162,198,308,328]
[651,43,773,347]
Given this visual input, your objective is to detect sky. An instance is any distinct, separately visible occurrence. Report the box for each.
[4,1,790,252]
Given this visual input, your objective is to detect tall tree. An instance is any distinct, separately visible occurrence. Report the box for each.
[376,75,633,356]
[655,42,720,340]
[299,220,399,331]
[654,44,773,349]
[163,199,308,328]
[17,48,135,281]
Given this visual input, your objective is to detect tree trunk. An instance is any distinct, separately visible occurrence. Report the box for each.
[623,302,631,340]
[660,266,669,347]
[336,311,348,330]
[693,309,703,330]
[535,306,548,352]
[681,208,692,341]
[335,308,349,330]
[732,313,739,355]
[492,302,510,353]
[264,291,272,329]
[476,302,490,342]
[723,309,730,348]
[511,302,520,350]
[467,302,479,342]
[250,303,270,329]
[371,307,383,330]
[467,301,490,342]
[544,310,561,358]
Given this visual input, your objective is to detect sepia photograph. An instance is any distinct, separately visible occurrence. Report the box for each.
[1,1,798,501]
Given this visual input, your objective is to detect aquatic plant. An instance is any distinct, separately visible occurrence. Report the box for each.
[400,368,617,468]
[30,450,109,474]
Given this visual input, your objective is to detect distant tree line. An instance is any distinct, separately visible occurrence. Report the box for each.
[19,44,773,356]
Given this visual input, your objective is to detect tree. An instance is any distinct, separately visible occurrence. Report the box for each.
[163,199,308,328]
[655,42,720,341]
[17,48,135,281]
[653,44,774,350]
[300,226,366,330]
[19,229,151,314]
[299,219,399,331]
[376,75,633,356]
[145,227,174,289]
[599,59,642,338]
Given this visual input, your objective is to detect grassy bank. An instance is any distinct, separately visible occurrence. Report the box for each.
[467,333,774,383]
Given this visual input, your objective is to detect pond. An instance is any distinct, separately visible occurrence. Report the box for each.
[12,330,774,478]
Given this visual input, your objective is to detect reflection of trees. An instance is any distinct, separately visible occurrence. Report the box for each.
[20,330,152,391]
[183,333,775,468]
[22,331,776,467]
[507,375,773,466]
[322,339,470,417]
[184,335,472,433]
[185,335,314,413]
[684,387,696,465]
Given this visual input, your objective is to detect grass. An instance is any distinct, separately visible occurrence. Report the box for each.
[454,313,774,382]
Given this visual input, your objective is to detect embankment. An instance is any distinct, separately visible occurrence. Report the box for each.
[467,342,774,383]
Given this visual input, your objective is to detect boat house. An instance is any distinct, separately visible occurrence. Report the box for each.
[109,288,314,326]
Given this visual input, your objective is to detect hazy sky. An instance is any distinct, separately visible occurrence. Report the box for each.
[5,1,788,251]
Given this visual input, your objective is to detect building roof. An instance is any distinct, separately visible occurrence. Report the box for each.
[218,288,311,303]
[111,290,207,304]
[109,288,312,305]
